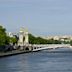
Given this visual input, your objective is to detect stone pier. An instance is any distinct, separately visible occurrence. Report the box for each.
[18,28,31,51]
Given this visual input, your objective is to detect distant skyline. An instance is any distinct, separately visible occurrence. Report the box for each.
[0,0,72,36]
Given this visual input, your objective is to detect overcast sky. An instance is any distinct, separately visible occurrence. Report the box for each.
[0,0,72,36]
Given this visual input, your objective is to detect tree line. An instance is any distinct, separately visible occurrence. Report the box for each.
[29,34,61,44]
[29,34,72,45]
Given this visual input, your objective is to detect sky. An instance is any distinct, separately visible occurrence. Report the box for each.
[0,0,72,36]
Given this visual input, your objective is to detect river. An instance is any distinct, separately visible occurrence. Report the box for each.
[0,48,72,72]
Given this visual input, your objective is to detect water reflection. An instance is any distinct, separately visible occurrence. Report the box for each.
[0,48,72,72]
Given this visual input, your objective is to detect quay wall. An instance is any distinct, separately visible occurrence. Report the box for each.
[0,50,31,58]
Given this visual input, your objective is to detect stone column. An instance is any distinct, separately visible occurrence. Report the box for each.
[18,28,24,50]
[24,31,29,45]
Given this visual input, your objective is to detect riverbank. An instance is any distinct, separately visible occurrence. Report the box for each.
[0,50,31,58]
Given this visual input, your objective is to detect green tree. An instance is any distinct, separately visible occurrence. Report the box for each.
[29,33,62,44]
[0,25,9,45]
[70,40,72,46]
[9,37,18,45]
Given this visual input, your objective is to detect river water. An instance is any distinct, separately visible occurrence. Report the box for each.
[0,48,72,72]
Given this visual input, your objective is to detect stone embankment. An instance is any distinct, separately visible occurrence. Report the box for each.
[0,50,31,57]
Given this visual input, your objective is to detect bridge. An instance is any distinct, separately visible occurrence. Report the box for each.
[18,28,72,52]
[31,44,72,51]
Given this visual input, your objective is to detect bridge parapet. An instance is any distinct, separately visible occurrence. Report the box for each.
[32,44,71,49]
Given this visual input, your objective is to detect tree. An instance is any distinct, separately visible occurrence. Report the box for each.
[29,33,62,44]
[0,25,8,45]
[9,37,18,45]
[29,34,36,44]
[70,40,72,46]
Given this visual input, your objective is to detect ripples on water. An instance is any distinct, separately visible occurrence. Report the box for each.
[0,48,72,72]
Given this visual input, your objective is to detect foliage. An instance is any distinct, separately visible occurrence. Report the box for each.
[70,40,72,46]
[29,34,62,44]
[0,25,9,45]
[9,37,17,45]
